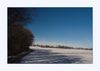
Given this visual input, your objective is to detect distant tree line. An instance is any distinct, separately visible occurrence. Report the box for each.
[33,44,92,50]
[33,44,74,49]
[8,8,36,56]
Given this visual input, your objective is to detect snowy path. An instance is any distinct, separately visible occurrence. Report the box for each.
[20,46,93,64]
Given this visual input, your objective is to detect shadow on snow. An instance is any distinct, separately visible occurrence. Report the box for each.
[20,49,82,64]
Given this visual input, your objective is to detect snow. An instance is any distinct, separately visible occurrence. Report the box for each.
[20,46,93,64]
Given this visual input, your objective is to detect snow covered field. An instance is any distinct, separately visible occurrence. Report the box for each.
[20,46,93,64]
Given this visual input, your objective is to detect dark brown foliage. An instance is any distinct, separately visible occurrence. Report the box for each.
[8,24,33,56]
[8,8,35,56]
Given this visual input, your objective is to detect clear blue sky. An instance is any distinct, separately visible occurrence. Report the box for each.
[26,8,92,48]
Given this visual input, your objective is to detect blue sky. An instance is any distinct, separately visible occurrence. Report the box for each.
[26,8,92,48]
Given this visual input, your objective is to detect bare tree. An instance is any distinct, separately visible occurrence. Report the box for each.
[8,8,36,56]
